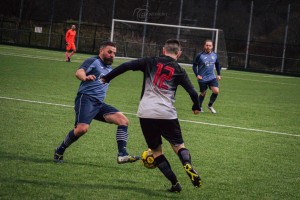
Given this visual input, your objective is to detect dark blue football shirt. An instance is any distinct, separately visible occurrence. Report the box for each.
[192,51,221,82]
[77,56,112,102]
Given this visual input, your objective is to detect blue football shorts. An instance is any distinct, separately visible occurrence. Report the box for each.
[74,93,119,126]
[139,118,184,150]
[198,78,219,93]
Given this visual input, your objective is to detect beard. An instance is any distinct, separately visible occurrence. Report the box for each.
[102,57,114,65]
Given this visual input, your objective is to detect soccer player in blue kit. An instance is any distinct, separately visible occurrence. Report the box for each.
[102,39,202,192]
[54,41,140,164]
[192,39,221,114]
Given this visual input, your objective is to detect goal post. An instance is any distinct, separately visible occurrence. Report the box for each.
[110,19,228,68]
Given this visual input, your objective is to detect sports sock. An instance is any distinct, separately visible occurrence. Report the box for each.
[208,93,218,107]
[178,148,192,165]
[56,130,79,155]
[155,155,178,185]
[199,94,205,107]
[116,126,128,156]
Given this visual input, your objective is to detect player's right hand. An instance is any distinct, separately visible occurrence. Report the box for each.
[85,75,96,81]
[66,42,68,46]
[193,110,200,115]
[197,75,203,80]
[192,104,201,115]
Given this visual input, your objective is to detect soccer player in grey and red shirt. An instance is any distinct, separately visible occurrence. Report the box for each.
[102,39,202,192]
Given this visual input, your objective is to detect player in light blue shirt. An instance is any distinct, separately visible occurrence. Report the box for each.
[54,41,139,164]
[192,39,221,114]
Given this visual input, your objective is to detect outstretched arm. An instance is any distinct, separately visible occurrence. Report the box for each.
[102,58,146,83]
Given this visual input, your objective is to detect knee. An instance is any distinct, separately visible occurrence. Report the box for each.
[115,113,129,126]
[75,125,89,136]
[105,112,129,126]
[118,117,129,126]
[172,144,185,154]
[213,89,219,94]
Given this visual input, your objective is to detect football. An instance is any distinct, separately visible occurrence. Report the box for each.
[141,149,156,169]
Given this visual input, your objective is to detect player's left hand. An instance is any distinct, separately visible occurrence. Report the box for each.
[193,110,200,115]
[217,75,221,81]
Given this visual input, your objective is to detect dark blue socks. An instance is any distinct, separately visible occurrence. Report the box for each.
[56,130,79,155]
[208,93,218,107]
[116,126,128,156]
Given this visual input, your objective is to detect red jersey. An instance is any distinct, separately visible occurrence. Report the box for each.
[66,29,76,44]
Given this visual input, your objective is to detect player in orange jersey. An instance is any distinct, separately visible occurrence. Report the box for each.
[65,25,77,62]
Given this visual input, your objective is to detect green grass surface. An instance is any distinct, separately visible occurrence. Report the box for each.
[0,45,299,199]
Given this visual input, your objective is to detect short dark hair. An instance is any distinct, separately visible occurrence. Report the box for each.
[204,39,213,45]
[100,41,116,49]
[164,39,181,54]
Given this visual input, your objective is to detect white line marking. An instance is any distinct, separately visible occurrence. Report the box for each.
[179,119,299,137]
[0,96,299,138]
[0,96,74,108]
[219,76,299,86]
[0,52,82,63]
[185,71,299,86]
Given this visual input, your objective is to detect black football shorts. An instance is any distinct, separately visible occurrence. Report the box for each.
[139,118,184,149]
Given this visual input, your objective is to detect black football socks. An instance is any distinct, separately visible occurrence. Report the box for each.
[178,148,192,165]
[155,154,178,185]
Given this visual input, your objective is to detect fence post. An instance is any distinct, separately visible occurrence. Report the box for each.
[176,0,183,40]
[48,0,55,47]
[0,15,3,42]
[92,25,97,52]
[76,0,84,50]
[60,34,63,49]
[141,0,149,57]
[212,0,218,41]
[281,4,291,73]
[245,1,253,69]
[28,32,31,46]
